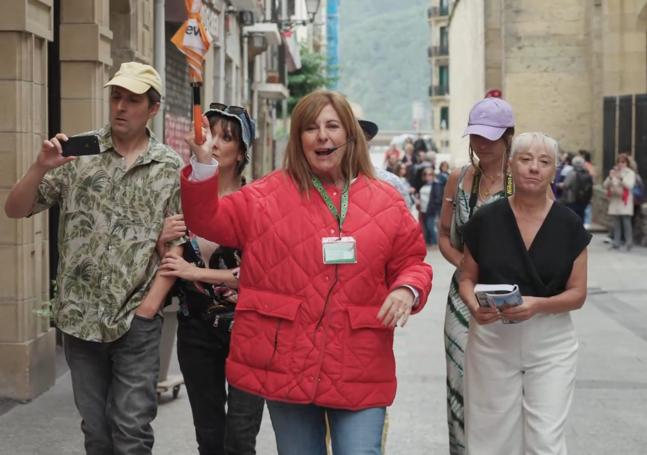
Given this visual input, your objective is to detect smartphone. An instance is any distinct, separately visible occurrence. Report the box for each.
[61,135,101,157]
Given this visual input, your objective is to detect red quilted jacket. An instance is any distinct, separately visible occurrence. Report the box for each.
[181,167,433,410]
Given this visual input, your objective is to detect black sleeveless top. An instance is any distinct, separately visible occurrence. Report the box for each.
[463,199,591,297]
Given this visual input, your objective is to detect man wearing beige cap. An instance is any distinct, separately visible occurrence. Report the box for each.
[5,61,184,454]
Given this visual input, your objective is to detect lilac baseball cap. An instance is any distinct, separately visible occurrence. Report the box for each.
[462,97,515,141]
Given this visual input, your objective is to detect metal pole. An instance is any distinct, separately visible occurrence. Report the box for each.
[153,0,166,139]
[243,34,249,106]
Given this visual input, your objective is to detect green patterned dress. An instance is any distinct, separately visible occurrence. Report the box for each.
[444,167,507,455]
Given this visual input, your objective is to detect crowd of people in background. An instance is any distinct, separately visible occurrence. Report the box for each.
[382,138,450,247]
[381,131,644,256]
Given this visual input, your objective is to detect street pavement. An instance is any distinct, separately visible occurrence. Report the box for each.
[0,233,646,454]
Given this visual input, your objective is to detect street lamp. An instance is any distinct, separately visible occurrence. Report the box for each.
[305,0,321,23]
[279,0,321,30]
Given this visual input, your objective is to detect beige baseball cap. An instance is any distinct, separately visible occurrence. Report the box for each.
[104,62,163,96]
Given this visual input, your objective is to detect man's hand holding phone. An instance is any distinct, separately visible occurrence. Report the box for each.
[36,133,77,171]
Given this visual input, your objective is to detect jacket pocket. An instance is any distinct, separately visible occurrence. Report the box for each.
[343,305,395,383]
[231,289,303,373]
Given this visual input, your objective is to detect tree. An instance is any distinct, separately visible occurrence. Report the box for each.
[287,46,337,114]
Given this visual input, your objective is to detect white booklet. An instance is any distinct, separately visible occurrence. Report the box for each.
[474,283,523,324]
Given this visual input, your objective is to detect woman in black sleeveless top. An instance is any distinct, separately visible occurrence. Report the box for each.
[459,132,590,455]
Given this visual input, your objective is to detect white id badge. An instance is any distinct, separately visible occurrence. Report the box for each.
[322,237,357,264]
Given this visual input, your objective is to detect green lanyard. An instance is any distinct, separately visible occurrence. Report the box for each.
[311,176,349,234]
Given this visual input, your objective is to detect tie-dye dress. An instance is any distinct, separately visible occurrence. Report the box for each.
[444,167,507,455]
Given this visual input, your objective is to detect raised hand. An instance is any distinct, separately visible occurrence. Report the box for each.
[184,115,215,164]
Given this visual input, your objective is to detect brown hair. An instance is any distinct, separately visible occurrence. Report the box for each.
[146,88,162,106]
[283,90,375,194]
[208,113,248,176]
[617,152,634,170]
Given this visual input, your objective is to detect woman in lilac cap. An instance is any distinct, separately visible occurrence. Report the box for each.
[438,96,515,455]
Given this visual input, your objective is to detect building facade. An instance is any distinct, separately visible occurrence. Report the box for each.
[447,0,647,179]
[0,0,311,400]
[428,0,452,155]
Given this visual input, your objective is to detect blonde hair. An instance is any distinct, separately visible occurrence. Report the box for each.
[283,90,375,193]
[510,132,559,165]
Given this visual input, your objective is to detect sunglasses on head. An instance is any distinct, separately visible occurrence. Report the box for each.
[209,102,247,116]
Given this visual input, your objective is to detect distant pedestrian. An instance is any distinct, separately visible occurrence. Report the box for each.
[578,149,596,228]
[437,161,450,187]
[438,97,515,455]
[553,152,573,199]
[418,168,443,246]
[560,155,593,222]
[459,132,590,455]
[383,144,401,171]
[604,153,636,250]
[4,62,184,454]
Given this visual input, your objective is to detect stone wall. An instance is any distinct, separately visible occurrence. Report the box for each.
[502,0,595,154]
[0,0,56,401]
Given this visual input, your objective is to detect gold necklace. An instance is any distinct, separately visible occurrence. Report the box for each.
[478,175,501,199]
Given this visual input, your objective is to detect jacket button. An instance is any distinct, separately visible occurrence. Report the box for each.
[329,229,334,234]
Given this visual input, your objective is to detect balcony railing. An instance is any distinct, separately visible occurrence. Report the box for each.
[429,85,449,97]
[428,45,449,58]
[427,5,449,18]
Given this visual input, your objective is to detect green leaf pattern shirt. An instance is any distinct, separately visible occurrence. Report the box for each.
[32,125,185,342]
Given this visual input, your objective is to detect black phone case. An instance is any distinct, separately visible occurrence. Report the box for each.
[61,135,101,157]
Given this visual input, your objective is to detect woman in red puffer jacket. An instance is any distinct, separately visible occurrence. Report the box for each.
[180,90,433,455]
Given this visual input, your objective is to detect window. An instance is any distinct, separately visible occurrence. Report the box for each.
[438,65,449,93]
[440,26,448,49]
[440,106,449,129]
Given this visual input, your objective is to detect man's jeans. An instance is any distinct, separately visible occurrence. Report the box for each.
[64,314,162,455]
[266,400,386,455]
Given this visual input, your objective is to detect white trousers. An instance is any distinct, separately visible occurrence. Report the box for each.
[464,313,578,455]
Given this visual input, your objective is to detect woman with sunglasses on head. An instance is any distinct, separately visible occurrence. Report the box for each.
[458,132,590,454]
[157,103,263,455]
[438,97,515,455]
[180,90,432,454]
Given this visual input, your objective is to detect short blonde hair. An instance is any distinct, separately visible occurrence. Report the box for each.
[283,90,375,194]
[510,132,559,165]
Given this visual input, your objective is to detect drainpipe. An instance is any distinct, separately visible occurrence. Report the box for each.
[243,34,249,106]
[153,0,166,140]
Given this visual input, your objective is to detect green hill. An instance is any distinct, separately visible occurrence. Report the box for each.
[338,0,430,131]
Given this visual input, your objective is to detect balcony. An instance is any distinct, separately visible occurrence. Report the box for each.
[427,5,449,18]
[428,45,449,58]
[429,85,449,97]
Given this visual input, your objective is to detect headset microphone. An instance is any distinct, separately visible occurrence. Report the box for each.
[323,137,355,153]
